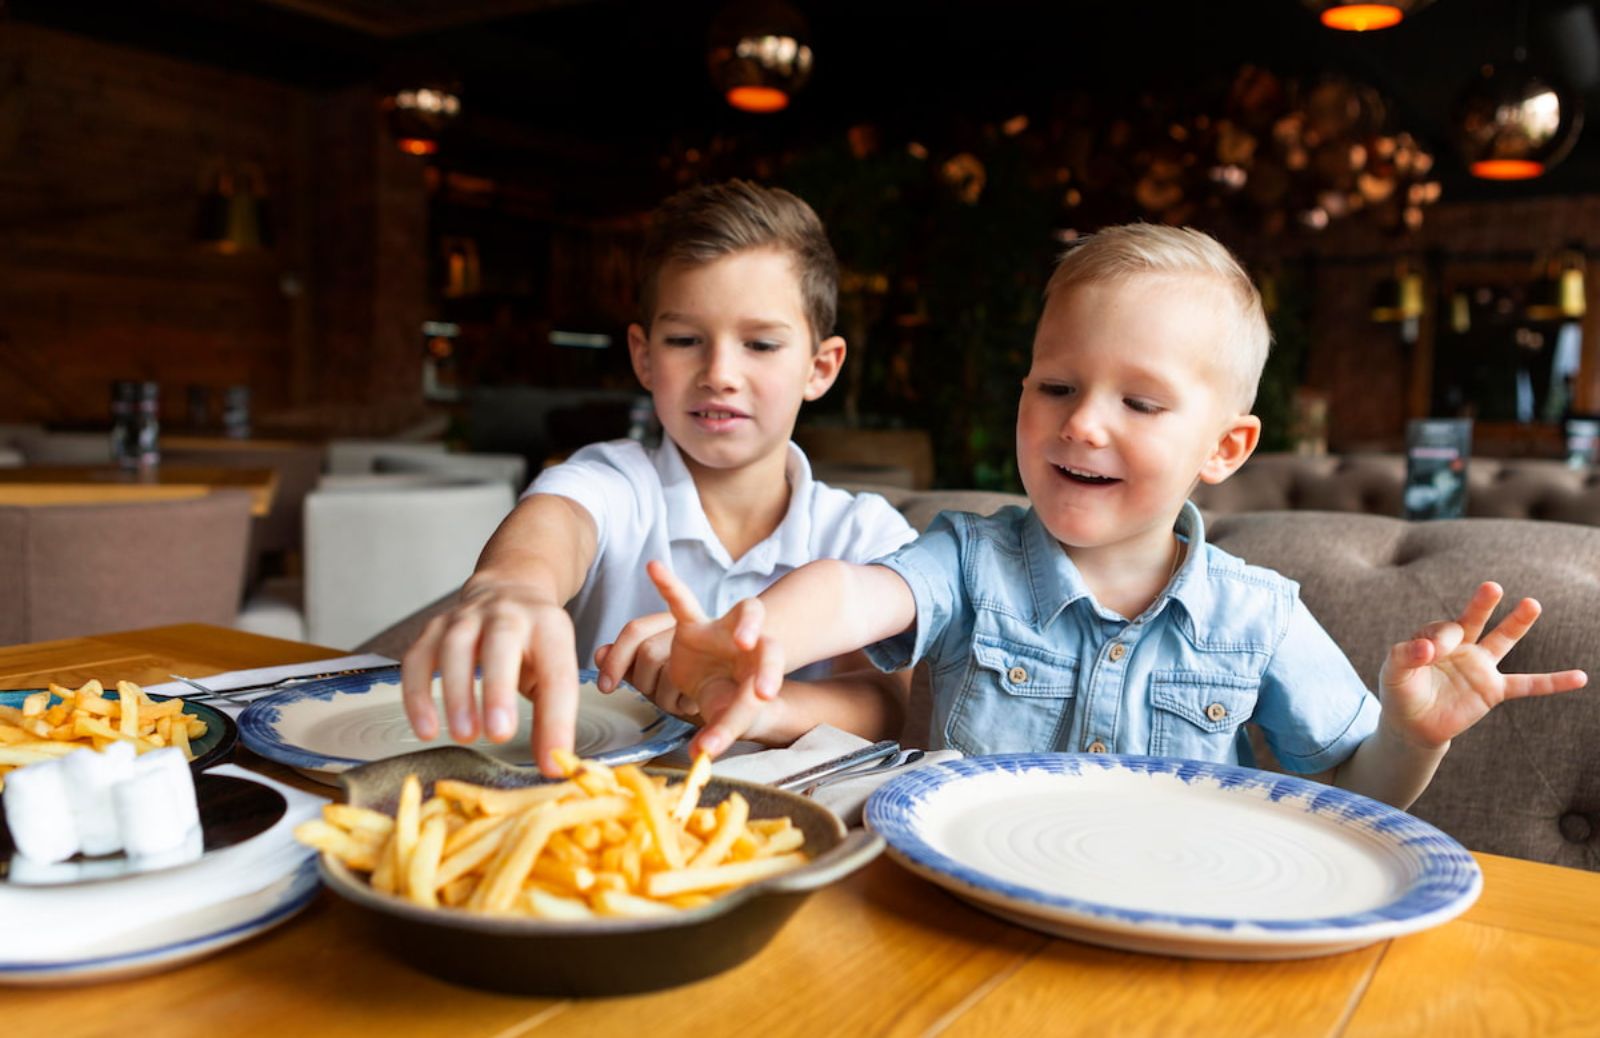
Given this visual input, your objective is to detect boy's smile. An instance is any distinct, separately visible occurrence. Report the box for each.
[628,248,845,485]
[1018,274,1259,574]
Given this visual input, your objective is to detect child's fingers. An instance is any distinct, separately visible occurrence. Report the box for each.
[526,623,581,777]
[399,614,447,740]
[1381,636,1434,690]
[647,560,710,624]
[1477,597,1541,662]
[477,613,533,742]
[595,611,675,692]
[728,598,765,651]
[692,684,765,759]
[627,630,674,702]
[437,614,487,742]
[752,635,786,701]
[1502,669,1588,700]
[1453,581,1503,645]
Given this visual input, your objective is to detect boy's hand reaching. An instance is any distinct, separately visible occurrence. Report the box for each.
[399,581,581,777]
[1379,581,1588,749]
[645,560,786,758]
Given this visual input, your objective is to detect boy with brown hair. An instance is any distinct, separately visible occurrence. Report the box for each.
[400,180,917,775]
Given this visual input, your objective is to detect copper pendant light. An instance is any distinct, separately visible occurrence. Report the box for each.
[1454,60,1583,180]
[1301,1,1434,32]
[707,0,814,113]
[381,83,462,156]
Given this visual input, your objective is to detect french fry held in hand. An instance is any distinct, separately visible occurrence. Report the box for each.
[297,751,809,919]
[0,679,209,792]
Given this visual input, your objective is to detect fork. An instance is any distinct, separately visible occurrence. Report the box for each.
[165,674,260,707]
[802,749,927,796]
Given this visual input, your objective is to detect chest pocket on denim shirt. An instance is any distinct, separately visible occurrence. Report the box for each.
[946,639,1077,755]
[1149,672,1258,764]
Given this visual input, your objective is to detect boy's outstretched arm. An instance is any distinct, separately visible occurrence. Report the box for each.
[647,558,918,757]
[1332,581,1587,809]
[400,494,599,776]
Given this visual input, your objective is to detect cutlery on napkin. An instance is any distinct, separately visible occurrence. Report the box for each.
[711,725,960,827]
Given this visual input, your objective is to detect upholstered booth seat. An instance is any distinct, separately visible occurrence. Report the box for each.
[1207,511,1600,872]
[1190,452,1600,526]
[0,491,254,643]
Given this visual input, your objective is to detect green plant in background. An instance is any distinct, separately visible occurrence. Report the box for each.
[783,135,1054,490]
[780,130,1305,488]
[1254,262,1310,452]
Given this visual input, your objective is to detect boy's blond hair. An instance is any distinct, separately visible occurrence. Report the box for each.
[638,180,838,346]
[1043,224,1270,410]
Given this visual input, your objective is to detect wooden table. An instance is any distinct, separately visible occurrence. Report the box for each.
[0,464,279,517]
[4,625,1597,1037]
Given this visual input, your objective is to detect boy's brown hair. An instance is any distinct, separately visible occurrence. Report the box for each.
[638,179,838,344]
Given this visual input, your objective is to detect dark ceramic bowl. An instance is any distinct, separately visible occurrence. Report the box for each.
[318,745,883,996]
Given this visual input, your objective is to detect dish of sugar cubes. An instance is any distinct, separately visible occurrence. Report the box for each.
[0,680,278,886]
[0,746,287,885]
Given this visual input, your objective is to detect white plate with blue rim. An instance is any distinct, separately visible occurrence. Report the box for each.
[238,666,695,785]
[0,856,319,985]
[863,753,1483,960]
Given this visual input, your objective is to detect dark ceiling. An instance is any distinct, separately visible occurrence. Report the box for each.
[10,0,1600,204]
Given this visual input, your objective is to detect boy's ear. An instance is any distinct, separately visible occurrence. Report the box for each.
[1197,413,1261,485]
[627,323,652,390]
[802,334,847,401]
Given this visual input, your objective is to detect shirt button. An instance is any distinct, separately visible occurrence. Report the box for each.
[1088,740,1107,753]
[1206,702,1228,722]
[1108,643,1127,662]
[1007,666,1028,684]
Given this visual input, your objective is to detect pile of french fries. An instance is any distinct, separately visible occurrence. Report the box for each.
[0,680,207,791]
[296,751,809,919]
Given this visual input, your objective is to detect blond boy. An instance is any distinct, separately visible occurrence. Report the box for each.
[401,181,916,774]
[644,224,1586,808]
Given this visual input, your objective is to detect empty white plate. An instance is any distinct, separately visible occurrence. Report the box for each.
[865,753,1482,960]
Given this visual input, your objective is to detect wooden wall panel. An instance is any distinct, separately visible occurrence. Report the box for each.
[0,23,427,434]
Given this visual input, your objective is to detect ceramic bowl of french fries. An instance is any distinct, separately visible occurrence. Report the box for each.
[300,744,883,996]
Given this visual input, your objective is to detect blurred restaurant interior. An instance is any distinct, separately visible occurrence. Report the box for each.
[3,0,1600,644]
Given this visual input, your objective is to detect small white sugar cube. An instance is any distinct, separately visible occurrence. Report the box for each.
[2,759,79,863]
[112,753,199,858]
[60,742,135,856]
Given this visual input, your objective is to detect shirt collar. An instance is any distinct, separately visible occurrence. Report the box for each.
[1021,499,1211,629]
[655,437,814,575]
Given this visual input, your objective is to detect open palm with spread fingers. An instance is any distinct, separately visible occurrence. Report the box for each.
[1379,581,1588,750]
[645,560,786,757]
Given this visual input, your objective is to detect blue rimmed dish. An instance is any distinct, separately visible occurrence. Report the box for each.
[238,666,694,784]
[0,688,237,773]
[864,752,1483,960]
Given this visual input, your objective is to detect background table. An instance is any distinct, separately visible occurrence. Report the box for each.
[0,464,279,517]
[2,625,1596,1037]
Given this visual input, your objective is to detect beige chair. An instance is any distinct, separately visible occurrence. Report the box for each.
[0,491,254,644]
[163,440,328,566]
[371,450,528,494]
[325,439,448,476]
[302,479,515,649]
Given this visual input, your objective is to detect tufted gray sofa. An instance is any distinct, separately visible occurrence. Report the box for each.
[359,478,1600,872]
[1189,452,1600,526]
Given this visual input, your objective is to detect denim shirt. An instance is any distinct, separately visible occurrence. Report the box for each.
[864,502,1380,773]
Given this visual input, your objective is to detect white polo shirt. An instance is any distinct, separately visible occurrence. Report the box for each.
[525,437,918,669]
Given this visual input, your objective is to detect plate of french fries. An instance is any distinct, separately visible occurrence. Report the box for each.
[302,744,884,996]
[239,666,694,785]
[0,680,236,793]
